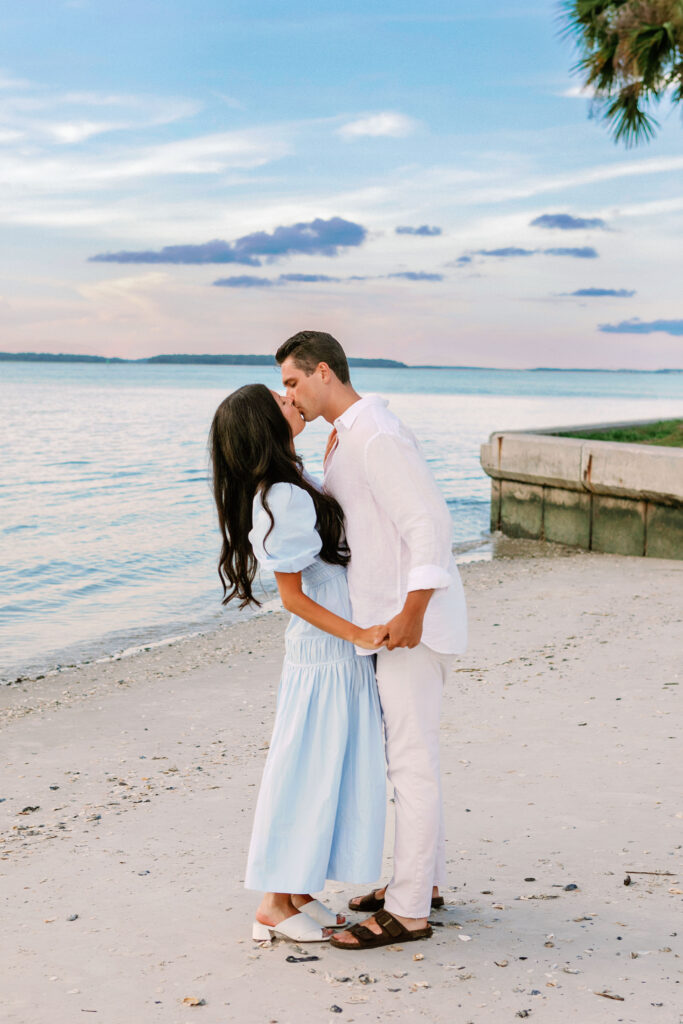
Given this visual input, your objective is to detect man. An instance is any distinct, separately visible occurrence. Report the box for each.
[276,330,467,950]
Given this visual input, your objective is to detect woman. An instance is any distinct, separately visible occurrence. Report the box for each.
[209,383,387,943]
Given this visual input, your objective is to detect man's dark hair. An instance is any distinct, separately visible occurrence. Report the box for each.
[275,330,350,384]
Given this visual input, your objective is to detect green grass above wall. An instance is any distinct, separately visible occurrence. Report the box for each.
[556,419,683,448]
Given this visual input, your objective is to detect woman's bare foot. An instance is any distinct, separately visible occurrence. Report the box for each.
[255,892,299,927]
[255,893,333,937]
[348,884,440,911]
[292,893,346,926]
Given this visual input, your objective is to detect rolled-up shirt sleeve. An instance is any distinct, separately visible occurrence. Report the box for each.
[363,431,453,592]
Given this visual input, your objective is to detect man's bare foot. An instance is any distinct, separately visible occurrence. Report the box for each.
[291,893,346,926]
[347,884,440,911]
[332,911,429,946]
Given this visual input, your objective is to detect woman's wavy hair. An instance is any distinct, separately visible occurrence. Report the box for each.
[209,383,349,607]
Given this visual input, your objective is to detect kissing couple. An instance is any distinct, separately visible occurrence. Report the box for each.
[209,330,467,950]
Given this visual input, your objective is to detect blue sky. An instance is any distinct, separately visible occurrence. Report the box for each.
[1,0,681,367]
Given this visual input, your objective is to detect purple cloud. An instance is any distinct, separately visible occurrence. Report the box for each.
[387,271,444,281]
[395,225,442,236]
[598,318,683,336]
[234,216,367,259]
[278,273,341,283]
[464,245,600,263]
[212,270,445,288]
[90,240,261,266]
[90,216,367,265]
[544,247,599,259]
[567,288,635,297]
[531,213,608,231]
[475,247,536,258]
[213,275,275,288]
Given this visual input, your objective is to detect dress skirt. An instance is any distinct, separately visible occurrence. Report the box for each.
[244,559,386,894]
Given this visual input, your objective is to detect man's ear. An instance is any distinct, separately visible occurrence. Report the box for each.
[317,361,331,383]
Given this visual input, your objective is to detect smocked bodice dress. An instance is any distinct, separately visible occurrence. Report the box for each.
[243,482,385,894]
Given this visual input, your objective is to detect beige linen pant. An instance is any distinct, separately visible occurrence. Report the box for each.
[375,643,452,920]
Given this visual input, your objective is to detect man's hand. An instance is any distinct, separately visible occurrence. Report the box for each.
[385,589,434,650]
[385,610,423,650]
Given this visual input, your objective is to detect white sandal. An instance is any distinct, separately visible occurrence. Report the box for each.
[299,899,346,928]
[252,911,331,943]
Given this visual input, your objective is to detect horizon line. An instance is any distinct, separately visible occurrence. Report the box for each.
[0,351,682,374]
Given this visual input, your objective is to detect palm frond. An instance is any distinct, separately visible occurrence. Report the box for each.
[630,24,674,82]
[606,87,660,143]
[558,0,683,144]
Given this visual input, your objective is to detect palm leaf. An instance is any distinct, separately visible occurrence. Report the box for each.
[559,0,683,144]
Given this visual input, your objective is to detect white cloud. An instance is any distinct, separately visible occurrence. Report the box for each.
[76,272,171,325]
[0,128,286,193]
[604,196,683,219]
[46,121,125,144]
[0,70,32,90]
[79,271,169,301]
[61,91,163,108]
[452,155,683,205]
[560,81,676,99]
[338,112,418,140]
[0,80,201,147]
[561,84,598,99]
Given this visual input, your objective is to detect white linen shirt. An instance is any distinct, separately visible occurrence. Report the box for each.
[323,394,467,655]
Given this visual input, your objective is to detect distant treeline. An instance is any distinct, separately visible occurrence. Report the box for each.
[1,352,680,372]
[0,351,407,369]
[0,352,128,363]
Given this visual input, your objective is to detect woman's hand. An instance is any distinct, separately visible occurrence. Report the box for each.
[354,624,390,650]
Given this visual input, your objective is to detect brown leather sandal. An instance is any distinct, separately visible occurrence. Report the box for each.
[348,889,444,913]
[330,909,432,950]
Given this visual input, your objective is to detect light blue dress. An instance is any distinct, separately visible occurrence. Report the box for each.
[244,482,386,894]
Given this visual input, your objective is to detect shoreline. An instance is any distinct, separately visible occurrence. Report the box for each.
[2,547,681,1023]
[1,535,502,688]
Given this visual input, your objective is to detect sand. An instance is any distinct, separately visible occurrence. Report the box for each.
[2,543,681,1024]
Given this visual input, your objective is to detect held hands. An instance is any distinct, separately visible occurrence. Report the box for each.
[384,589,433,650]
[351,593,432,651]
[354,624,390,650]
[384,609,425,650]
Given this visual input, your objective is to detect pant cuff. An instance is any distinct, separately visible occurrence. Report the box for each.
[384,892,432,920]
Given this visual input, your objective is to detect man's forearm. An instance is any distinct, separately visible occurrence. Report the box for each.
[402,588,435,618]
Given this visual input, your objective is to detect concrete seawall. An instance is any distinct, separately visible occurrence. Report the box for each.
[480,427,683,559]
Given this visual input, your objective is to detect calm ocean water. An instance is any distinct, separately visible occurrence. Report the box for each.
[1,362,682,682]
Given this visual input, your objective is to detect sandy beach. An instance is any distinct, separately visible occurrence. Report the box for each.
[2,542,681,1024]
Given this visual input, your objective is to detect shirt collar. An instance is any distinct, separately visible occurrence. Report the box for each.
[334,393,388,431]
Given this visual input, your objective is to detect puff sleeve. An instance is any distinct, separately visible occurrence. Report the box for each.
[248,482,322,573]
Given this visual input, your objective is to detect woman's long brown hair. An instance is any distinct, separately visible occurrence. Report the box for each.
[209,383,349,608]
